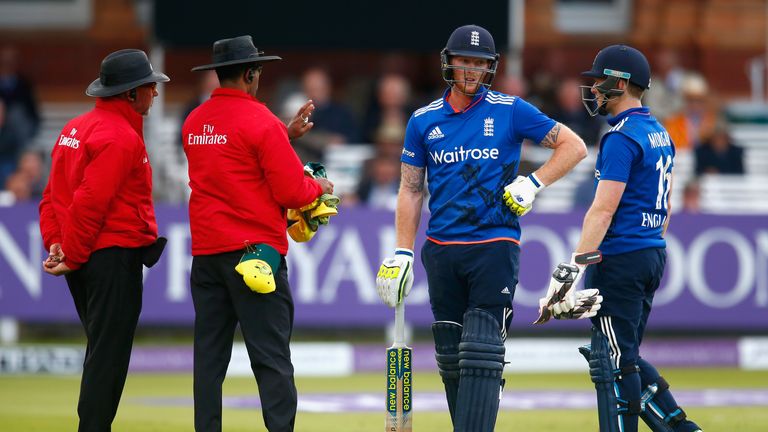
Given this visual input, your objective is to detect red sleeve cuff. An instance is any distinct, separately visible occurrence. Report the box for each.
[43,236,62,251]
[64,258,82,271]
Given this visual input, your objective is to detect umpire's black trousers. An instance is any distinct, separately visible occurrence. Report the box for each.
[65,247,144,432]
[191,251,297,432]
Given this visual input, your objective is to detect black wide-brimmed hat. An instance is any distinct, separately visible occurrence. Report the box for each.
[86,49,170,97]
[191,35,282,72]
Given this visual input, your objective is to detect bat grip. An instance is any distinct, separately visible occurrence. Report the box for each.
[394,302,406,347]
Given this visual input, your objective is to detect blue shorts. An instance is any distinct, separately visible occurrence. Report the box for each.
[421,240,519,331]
[586,247,666,368]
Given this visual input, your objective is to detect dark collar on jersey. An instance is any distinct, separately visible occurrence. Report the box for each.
[443,87,488,115]
[607,106,650,126]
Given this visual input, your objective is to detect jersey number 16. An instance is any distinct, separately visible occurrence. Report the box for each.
[655,155,672,210]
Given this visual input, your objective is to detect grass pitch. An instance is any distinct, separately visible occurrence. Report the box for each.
[0,368,766,431]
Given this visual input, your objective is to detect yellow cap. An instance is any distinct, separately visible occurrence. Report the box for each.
[235,258,276,294]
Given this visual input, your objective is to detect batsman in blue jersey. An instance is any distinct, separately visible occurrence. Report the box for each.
[375,24,589,431]
[539,45,703,432]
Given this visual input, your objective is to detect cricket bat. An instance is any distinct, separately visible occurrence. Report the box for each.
[385,302,412,431]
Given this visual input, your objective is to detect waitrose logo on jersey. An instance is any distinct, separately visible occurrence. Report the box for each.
[429,146,499,164]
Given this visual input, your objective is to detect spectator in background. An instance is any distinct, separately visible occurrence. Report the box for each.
[0,46,40,185]
[345,122,405,208]
[0,45,39,128]
[664,73,718,150]
[372,121,406,160]
[496,73,528,98]
[694,122,744,175]
[644,48,686,121]
[353,153,401,211]
[302,67,359,143]
[283,67,360,162]
[682,179,701,213]
[526,48,568,116]
[0,99,33,186]
[550,78,603,146]
[0,150,45,204]
[16,150,45,198]
[0,172,31,205]
[362,73,411,143]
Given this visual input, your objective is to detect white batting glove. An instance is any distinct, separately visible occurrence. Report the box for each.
[533,251,603,324]
[503,174,544,217]
[376,248,414,308]
[552,288,602,320]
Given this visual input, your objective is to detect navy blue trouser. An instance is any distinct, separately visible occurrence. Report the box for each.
[587,247,666,431]
[586,247,666,367]
[421,240,518,331]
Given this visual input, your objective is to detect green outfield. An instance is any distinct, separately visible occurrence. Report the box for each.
[1,368,767,431]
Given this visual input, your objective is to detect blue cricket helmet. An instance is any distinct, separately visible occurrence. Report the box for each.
[441,24,500,93]
[443,24,498,60]
[582,44,651,89]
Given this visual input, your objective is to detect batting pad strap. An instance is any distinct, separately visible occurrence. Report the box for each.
[616,363,640,380]
[665,408,687,426]
[627,399,643,415]
[655,376,670,394]
[433,321,462,379]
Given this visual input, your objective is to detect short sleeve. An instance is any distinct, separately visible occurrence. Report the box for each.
[511,98,557,144]
[599,133,641,183]
[401,115,426,167]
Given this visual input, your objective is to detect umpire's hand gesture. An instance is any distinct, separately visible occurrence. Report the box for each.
[286,100,315,139]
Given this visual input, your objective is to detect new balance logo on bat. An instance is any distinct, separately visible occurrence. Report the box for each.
[427,126,445,140]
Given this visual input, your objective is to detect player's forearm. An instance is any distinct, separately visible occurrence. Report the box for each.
[535,125,588,186]
[395,189,423,250]
[575,205,613,253]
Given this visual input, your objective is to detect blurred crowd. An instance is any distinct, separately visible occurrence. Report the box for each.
[0,45,44,205]
[0,45,750,213]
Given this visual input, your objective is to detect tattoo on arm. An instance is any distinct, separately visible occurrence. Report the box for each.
[539,123,561,148]
[401,164,425,193]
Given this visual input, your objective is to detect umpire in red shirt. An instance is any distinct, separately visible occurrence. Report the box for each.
[39,49,169,431]
[183,35,333,432]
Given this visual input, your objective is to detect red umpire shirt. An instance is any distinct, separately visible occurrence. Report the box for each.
[183,87,321,256]
[39,98,158,270]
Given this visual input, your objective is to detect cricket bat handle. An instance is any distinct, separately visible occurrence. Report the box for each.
[394,301,405,347]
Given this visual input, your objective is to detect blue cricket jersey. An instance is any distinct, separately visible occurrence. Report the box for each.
[401,88,555,243]
[594,107,675,255]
